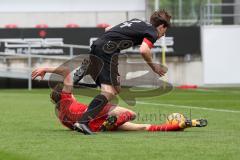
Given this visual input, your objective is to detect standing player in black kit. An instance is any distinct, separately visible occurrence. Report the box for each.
[73,10,171,135]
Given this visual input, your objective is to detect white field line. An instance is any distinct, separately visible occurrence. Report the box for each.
[193,88,240,94]
[136,101,240,114]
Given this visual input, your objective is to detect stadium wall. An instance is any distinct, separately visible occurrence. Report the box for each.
[0,56,203,88]
[0,0,146,28]
[0,12,146,28]
[201,25,240,85]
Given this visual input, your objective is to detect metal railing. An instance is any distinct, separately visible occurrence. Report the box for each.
[0,37,166,90]
[201,2,240,25]
[0,40,90,90]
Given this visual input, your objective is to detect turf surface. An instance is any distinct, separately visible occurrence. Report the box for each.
[0,88,240,160]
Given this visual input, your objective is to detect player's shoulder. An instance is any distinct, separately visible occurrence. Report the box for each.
[144,22,156,31]
[59,91,78,106]
[131,19,156,32]
[129,18,144,22]
[129,18,151,26]
[109,18,151,31]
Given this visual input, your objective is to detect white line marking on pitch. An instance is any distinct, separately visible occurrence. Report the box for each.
[136,101,240,113]
[194,89,240,94]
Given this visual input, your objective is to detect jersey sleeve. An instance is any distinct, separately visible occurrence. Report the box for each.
[60,91,72,100]
[59,91,87,121]
[143,27,158,48]
[59,91,75,112]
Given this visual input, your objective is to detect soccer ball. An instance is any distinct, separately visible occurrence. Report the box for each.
[166,113,186,125]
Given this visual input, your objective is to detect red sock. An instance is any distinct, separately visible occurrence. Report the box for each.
[115,111,134,127]
[148,123,182,132]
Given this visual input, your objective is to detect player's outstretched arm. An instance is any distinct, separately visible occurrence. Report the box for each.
[31,67,72,92]
[139,41,168,77]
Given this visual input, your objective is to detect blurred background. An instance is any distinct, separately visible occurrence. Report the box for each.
[0,0,239,89]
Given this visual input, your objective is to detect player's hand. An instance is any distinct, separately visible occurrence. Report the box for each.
[32,68,46,80]
[151,63,168,77]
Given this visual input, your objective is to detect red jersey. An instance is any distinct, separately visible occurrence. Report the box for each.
[57,91,112,132]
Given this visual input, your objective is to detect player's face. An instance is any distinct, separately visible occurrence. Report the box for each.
[156,24,167,38]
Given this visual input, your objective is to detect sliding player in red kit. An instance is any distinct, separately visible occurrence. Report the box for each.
[32,67,207,133]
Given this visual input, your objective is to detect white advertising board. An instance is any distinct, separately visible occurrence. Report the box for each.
[202,25,240,84]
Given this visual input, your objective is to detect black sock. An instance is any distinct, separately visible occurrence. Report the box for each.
[79,94,108,124]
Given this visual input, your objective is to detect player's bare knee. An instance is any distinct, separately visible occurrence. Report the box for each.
[102,92,115,100]
[101,84,119,97]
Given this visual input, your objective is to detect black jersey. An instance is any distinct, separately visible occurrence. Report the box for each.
[94,18,158,52]
[82,19,159,86]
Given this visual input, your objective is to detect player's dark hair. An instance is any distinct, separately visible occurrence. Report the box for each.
[150,10,171,28]
[50,83,63,109]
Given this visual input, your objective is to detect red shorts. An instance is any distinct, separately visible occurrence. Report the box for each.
[88,103,116,132]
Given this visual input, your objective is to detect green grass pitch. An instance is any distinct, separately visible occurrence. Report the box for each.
[0,88,240,160]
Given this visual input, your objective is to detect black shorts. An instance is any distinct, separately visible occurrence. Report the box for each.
[87,44,120,86]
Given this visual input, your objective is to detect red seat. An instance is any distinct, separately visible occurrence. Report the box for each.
[65,23,80,28]
[177,85,198,89]
[5,24,18,28]
[97,23,110,28]
[35,24,48,28]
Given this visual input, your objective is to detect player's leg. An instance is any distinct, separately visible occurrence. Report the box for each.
[74,84,117,134]
[73,53,119,134]
[117,119,208,132]
[117,122,150,131]
[81,84,117,121]
[82,58,119,120]
[107,105,136,118]
[97,104,136,131]
[117,122,183,132]
[74,64,120,134]
[98,105,207,132]
[107,105,136,129]
[111,110,186,131]
[74,52,121,134]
